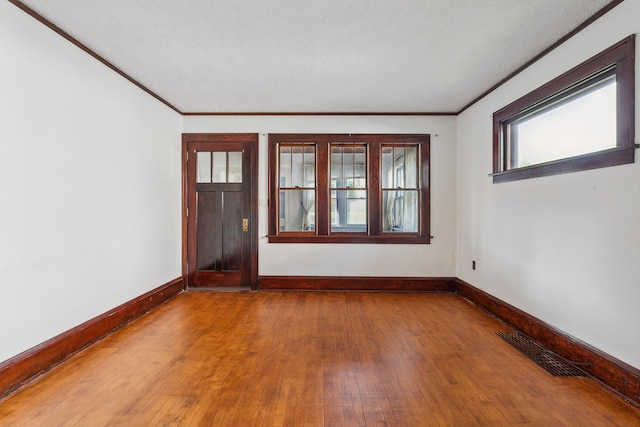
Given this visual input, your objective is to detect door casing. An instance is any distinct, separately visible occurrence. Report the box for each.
[182,133,259,290]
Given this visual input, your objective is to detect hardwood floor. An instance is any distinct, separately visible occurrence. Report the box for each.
[0,292,639,426]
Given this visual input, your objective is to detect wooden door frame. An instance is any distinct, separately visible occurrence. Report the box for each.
[182,133,259,290]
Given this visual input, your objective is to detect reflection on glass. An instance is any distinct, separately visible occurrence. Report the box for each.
[197,152,212,183]
[228,152,242,183]
[279,145,315,188]
[405,146,418,188]
[280,146,292,186]
[330,189,367,232]
[383,190,418,233]
[381,147,393,188]
[279,190,315,231]
[382,145,418,189]
[304,146,315,187]
[330,145,367,232]
[292,146,304,188]
[212,152,226,183]
[514,80,616,167]
[331,145,366,188]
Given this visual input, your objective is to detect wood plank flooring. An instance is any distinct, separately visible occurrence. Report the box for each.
[0,292,639,426]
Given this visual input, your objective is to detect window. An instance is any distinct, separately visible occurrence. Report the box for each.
[268,134,430,243]
[492,35,635,183]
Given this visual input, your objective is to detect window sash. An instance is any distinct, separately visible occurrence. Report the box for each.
[268,134,430,243]
[492,35,635,183]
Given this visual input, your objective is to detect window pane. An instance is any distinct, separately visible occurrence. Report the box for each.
[513,78,616,168]
[331,189,366,233]
[353,146,366,187]
[394,147,405,188]
[212,152,226,183]
[332,145,366,188]
[279,146,292,187]
[196,152,211,183]
[381,146,393,188]
[292,147,304,188]
[347,198,366,225]
[304,145,315,187]
[228,152,242,183]
[279,190,315,231]
[405,146,418,188]
[331,147,343,186]
[383,190,418,233]
[382,145,418,189]
[280,145,316,188]
[331,190,338,225]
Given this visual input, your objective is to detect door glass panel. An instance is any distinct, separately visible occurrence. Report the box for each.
[212,152,227,183]
[197,152,212,183]
[228,152,242,183]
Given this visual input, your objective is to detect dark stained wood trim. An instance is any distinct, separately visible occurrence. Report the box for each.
[419,137,431,240]
[181,139,189,285]
[491,35,635,183]
[183,112,457,116]
[491,146,636,183]
[266,235,432,244]
[7,0,182,115]
[458,0,626,114]
[9,0,624,119]
[268,134,431,243]
[0,277,183,398]
[258,276,457,292]
[182,133,259,290]
[456,278,640,406]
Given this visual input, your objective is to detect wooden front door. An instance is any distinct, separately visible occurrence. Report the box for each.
[183,134,258,289]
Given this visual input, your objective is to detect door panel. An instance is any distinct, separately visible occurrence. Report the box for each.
[222,191,243,270]
[183,134,258,289]
[196,191,217,270]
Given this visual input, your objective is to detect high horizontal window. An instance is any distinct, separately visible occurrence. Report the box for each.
[268,134,430,244]
[492,35,635,183]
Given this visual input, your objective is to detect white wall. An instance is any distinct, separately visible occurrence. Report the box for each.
[0,3,183,363]
[457,0,640,368]
[184,116,457,277]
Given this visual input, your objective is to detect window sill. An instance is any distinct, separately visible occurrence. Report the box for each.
[267,235,432,244]
[490,146,637,183]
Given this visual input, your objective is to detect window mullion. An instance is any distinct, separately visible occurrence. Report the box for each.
[369,142,381,236]
[316,141,329,236]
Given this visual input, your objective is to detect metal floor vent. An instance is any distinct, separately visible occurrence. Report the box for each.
[496,332,585,377]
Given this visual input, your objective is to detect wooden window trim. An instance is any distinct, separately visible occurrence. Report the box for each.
[492,35,636,183]
[268,134,431,244]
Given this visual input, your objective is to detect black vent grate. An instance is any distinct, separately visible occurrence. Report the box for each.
[496,332,585,377]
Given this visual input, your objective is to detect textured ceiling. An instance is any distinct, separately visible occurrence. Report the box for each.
[16,0,617,113]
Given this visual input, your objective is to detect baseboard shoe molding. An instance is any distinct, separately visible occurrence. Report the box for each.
[0,277,183,398]
[258,275,457,292]
[456,278,640,406]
